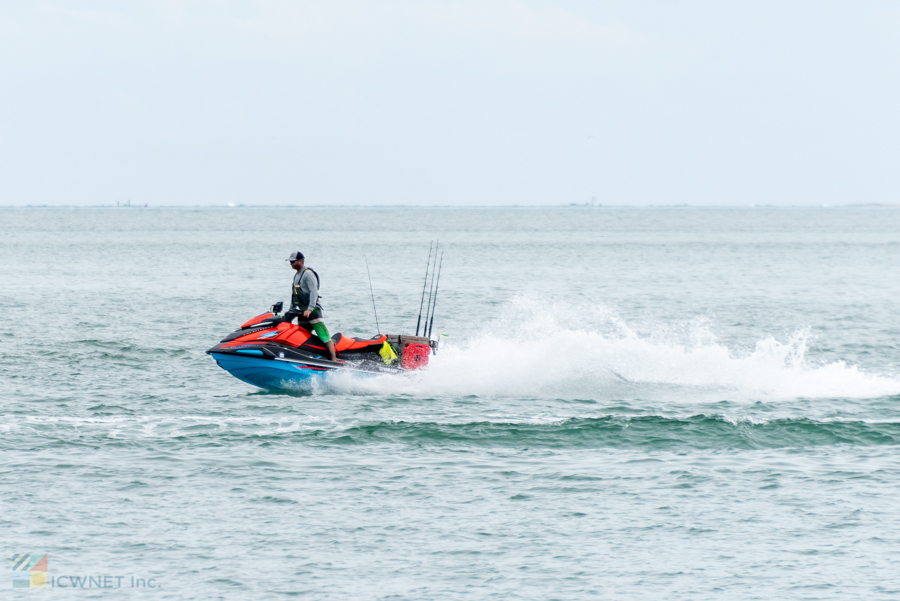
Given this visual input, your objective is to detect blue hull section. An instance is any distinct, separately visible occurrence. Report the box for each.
[210,352,328,390]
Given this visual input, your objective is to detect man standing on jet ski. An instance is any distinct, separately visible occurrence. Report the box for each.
[284,251,338,362]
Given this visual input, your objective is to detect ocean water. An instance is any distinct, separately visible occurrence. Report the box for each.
[2,206,900,599]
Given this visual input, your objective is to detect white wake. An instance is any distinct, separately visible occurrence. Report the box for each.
[328,299,900,401]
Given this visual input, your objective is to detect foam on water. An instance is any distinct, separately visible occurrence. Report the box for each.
[330,299,900,401]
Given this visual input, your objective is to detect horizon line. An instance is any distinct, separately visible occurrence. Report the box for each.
[1,203,899,209]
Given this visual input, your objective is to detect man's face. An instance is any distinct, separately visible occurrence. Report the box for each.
[290,259,304,271]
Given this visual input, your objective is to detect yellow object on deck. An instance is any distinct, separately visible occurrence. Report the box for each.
[379,341,398,364]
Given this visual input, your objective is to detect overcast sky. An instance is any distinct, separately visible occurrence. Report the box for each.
[1,1,898,206]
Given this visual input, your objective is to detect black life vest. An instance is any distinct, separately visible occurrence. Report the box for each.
[291,267,322,311]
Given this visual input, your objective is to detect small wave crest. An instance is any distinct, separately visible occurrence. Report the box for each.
[5,413,900,451]
[329,299,900,401]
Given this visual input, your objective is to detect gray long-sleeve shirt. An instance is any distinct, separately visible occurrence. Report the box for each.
[291,268,323,314]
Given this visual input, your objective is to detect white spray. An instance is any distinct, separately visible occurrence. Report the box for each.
[328,299,900,401]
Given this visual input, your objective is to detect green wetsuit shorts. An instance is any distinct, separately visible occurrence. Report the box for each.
[302,308,331,343]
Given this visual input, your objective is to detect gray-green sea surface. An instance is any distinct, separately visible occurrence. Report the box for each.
[2,206,900,599]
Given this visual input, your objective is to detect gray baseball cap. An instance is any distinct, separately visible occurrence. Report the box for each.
[287,251,305,262]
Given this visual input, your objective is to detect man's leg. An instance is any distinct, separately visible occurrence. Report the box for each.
[311,321,337,362]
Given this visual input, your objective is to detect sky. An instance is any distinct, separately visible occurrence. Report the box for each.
[1,1,899,207]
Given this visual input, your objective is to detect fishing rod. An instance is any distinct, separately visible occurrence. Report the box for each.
[423,240,439,337]
[426,251,443,339]
[415,241,434,336]
[364,255,380,334]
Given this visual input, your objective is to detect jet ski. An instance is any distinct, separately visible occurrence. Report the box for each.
[207,302,434,390]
